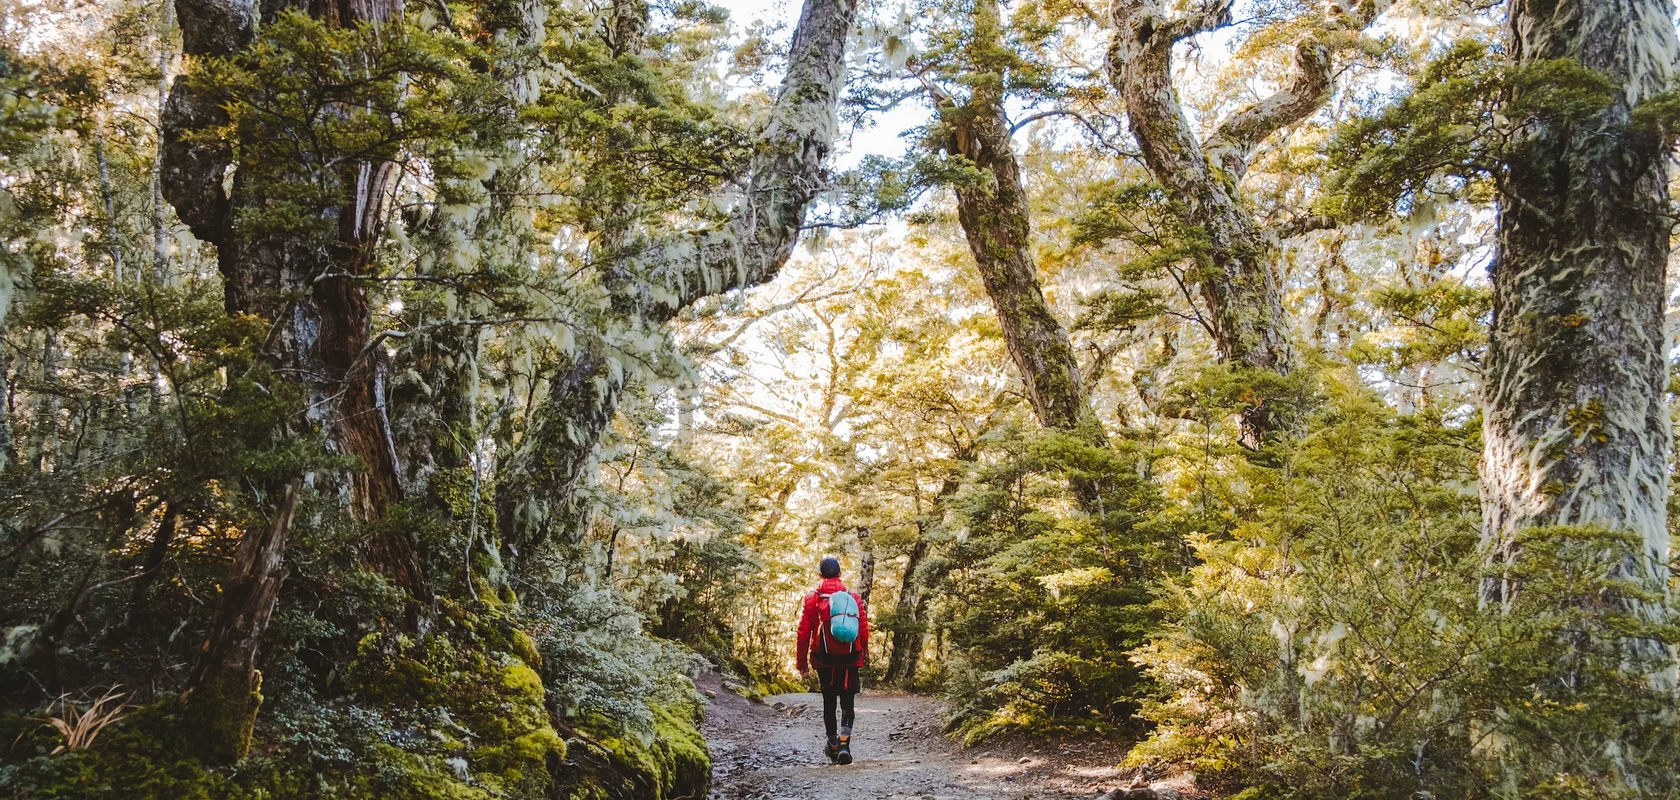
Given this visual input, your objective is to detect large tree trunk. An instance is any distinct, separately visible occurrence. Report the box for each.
[497,0,860,561]
[1482,0,1678,700]
[163,0,409,519]
[940,0,1102,445]
[161,0,416,762]
[1105,0,1385,446]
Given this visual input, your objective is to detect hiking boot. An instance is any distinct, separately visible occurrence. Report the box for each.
[824,736,840,764]
[836,734,852,765]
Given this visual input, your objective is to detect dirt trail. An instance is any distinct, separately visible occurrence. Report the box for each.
[697,672,1152,800]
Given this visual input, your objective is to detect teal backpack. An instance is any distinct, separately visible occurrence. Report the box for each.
[820,590,861,651]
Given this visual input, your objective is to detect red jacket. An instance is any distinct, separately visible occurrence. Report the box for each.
[796,578,869,670]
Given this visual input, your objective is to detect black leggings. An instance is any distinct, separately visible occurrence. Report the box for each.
[816,665,858,738]
[822,690,855,738]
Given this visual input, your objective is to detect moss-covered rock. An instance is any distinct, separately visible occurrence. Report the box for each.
[555,687,710,800]
[338,612,567,797]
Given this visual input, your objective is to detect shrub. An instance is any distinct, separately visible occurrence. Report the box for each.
[938,426,1174,742]
[1126,378,1680,798]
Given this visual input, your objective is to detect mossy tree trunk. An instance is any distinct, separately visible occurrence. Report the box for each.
[179,479,300,764]
[1105,0,1385,447]
[161,0,418,763]
[496,0,861,562]
[1482,0,1678,694]
[939,0,1102,447]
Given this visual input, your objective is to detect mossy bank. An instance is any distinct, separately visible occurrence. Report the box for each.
[0,603,711,800]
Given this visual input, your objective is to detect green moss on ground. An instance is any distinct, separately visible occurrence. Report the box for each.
[0,706,249,800]
[338,608,566,797]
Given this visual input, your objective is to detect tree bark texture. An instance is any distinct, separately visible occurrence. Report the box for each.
[161,0,417,762]
[941,0,1100,442]
[497,0,860,560]
[1105,0,1385,445]
[1481,0,1678,668]
[179,479,300,765]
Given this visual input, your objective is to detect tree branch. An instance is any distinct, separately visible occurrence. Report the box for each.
[1202,40,1332,182]
[498,0,861,556]
[1200,1,1390,181]
[1275,213,1339,240]
[618,0,860,323]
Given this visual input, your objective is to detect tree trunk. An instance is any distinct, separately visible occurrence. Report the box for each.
[497,0,860,562]
[127,502,179,609]
[1106,0,1385,446]
[1482,0,1678,685]
[161,0,417,762]
[883,535,930,688]
[941,0,1101,445]
[0,331,13,472]
[163,0,409,524]
[28,329,58,472]
[856,528,875,609]
[179,479,300,765]
[93,125,125,282]
[883,469,964,688]
[151,0,172,284]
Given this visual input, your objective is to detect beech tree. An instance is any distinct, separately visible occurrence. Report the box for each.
[1105,0,1387,446]
[495,0,861,562]
[1483,0,1677,621]
[157,0,860,762]
[931,0,1099,443]
[160,0,434,757]
[1480,0,1680,784]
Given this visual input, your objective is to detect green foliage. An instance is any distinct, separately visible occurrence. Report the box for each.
[1076,288,1168,335]
[939,426,1176,743]
[0,0,735,793]
[1323,40,1500,220]
[0,706,248,800]
[1324,41,1623,221]
[1129,379,1485,796]
[193,12,489,242]
[1348,279,1489,374]
[529,578,700,730]
[1128,377,1680,798]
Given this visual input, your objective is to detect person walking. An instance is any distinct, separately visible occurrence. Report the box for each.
[796,556,869,764]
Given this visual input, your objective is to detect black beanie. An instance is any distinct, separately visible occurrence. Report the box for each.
[819,557,841,578]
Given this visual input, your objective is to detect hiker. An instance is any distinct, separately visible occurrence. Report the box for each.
[796,556,869,765]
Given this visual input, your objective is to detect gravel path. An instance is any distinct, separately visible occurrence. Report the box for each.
[698,671,1142,800]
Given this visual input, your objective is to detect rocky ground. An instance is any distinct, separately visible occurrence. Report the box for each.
[696,671,1194,800]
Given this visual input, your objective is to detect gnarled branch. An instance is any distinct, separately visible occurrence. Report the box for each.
[1203,41,1332,181]
[497,0,861,559]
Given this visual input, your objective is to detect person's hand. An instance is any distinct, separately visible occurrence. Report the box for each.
[798,666,811,679]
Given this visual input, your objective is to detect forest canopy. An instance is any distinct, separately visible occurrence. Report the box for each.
[2,0,1680,797]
